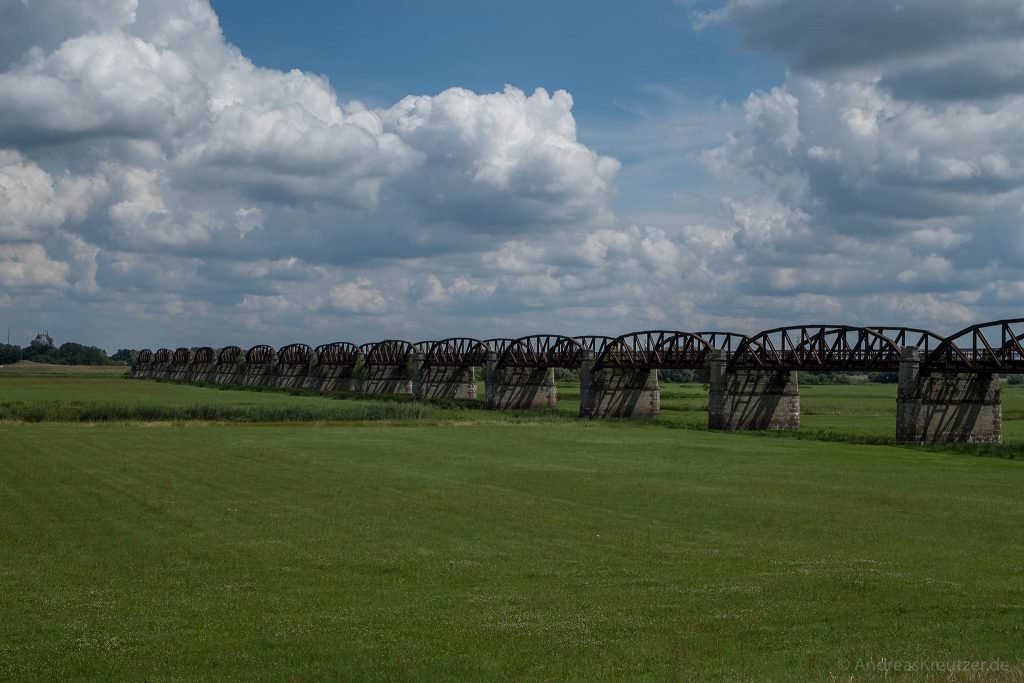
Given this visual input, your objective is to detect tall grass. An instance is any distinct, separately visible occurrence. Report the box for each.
[0,400,432,423]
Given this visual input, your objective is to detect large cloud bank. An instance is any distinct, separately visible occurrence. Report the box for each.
[1,0,650,346]
[4,0,1024,348]
[696,0,1024,327]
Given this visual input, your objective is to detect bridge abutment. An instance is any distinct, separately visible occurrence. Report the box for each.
[896,347,1002,444]
[578,352,660,418]
[708,350,800,431]
[484,353,557,410]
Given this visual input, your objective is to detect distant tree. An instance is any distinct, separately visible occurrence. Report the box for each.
[111,349,136,363]
[0,344,22,364]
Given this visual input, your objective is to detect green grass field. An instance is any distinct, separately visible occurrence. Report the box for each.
[2,364,1023,681]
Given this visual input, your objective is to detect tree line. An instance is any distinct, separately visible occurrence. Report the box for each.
[0,343,134,366]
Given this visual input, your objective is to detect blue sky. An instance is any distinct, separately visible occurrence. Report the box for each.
[2,0,1023,351]
[211,0,781,117]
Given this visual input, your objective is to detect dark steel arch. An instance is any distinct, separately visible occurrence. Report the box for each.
[218,346,242,364]
[866,327,944,356]
[483,338,516,357]
[361,339,415,367]
[136,349,153,364]
[277,343,311,365]
[192,347,214,364]
[593,330,711,370]
[695,331,752,355]
[423,338,489,368]
[154,348,171,363]
[315,342,360,366]
[413,340,435,354]
[172,347,191,364]
[926,318,1024,372]
[497,335,584,368]
[574,335,616,354]
[731,325,902,371]
[246,344,275,364]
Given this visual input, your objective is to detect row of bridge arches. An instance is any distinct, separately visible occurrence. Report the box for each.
[134,318,1024,374]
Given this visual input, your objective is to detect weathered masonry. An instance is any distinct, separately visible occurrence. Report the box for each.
[131,317,1024,444]
[361,340,414,396]
[894,320,1018,444]
[412,339,483,400]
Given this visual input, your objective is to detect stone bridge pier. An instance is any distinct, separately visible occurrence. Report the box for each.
[412,354,477,400]
[708,350,800,431]
[578,351,660,418]
[362,363,413,395]
[897,347,1001,444]
[484,352,557,410]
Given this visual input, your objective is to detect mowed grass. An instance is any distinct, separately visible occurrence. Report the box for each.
[2,367,1024,680]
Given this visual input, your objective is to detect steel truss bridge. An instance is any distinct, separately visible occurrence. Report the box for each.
[136,318,1024,375]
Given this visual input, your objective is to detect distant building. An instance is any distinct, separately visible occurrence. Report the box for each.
[31,331,55,348]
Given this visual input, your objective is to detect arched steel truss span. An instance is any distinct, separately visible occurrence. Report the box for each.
[483,338,516,357]
[421,338,489,368]
[361,340,415,367]
[925,318,1024,372]
[136,349,153,364]
[192,347,215,364]
[246,344,275,364]
[154,348,171,363]
[574,336,616,355]
[497,335,584,369]
[730,326,909,371]
[277,343,311,365]
[171,348,191,364]
[315,342,360,367]
[593,331,712,371]
[218,346,242,364]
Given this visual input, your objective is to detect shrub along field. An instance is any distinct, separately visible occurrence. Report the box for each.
[1,364,1023,681]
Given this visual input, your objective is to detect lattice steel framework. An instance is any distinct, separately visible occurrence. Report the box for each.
[218,346,242,364]
[361,340,415,367]
[172,348,191,364]
[136,349,153,364]
[925,318,1024,372]
[483,338,516,357]
[731,326,903,371]
[497,335,584,368]
[246,344,275,364]
[315,342,360,366]
[277,343,311,365]
[154,348,171,363]
[593,331,712,370]
[574,336,616,355]
[193,347,214,364]
[422,338,489,368]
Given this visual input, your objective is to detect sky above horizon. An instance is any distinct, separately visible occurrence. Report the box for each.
[2,0,1024,352]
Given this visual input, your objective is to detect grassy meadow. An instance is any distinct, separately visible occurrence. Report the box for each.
[1,363,1023,681]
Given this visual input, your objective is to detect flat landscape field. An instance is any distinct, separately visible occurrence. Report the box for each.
[2,364,1023,681]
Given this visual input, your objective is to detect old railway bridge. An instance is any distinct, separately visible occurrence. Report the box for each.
[130,318,1024,444]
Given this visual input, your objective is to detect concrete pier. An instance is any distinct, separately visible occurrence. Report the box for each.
[315,364,361,394]
[412,353,477,400]
[484,353,557,410]
[897,347,1002,444]
[169,348,192,382]
[362,363,414,395]
[213,349,243,385]
[189,348,217,384]
[578,352,660,418]
[708,350,800,431]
